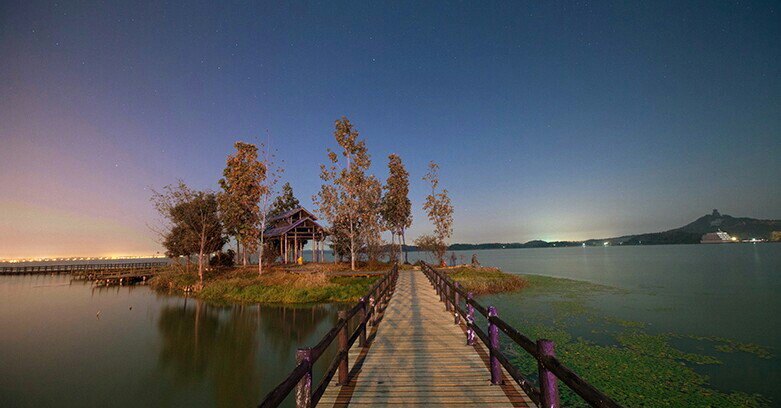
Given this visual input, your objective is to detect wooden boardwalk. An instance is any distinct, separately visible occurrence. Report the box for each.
[318,269,536,407]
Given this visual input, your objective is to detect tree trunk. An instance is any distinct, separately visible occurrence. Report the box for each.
[349,220,356,271]
[258,220,266,275]
[198,243,205,287]
[390,233,395,263]
[401,228,408,264]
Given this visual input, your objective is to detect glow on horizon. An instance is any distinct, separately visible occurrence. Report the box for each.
[0,254,166,263]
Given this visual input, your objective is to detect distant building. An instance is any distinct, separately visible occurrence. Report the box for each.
[701,231,733,244]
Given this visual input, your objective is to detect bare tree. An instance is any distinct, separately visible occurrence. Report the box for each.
[381,154,412,263]
[422,161,454,266]
[257,142,283,275]
[314,117,382,270]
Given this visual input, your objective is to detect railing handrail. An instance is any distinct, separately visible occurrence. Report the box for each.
[258,264,399,408]
[420,261,622,408]
[0,261,170,274]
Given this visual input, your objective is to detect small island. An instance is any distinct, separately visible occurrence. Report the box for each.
[150,262,527,304]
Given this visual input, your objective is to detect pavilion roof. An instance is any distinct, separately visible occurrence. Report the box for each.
[266,207,318,224]
[263,217,327,238]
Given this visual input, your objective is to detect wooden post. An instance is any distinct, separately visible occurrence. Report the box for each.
[295,348,312,408]
[283,234,288,263]
[294,232,298,262]
[537,339,560,408]
[369,296,377,326]
[338,311,349,385]
[454,282,461,325]
[359,297,367,346]
[445,284,451,311]
[466,292,475,346]
[488,306,502,385]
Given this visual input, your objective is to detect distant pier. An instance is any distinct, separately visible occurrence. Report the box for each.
[0,261,169,275]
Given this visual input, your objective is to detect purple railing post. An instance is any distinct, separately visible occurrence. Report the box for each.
[295,348,312,408]
[454,282,461,325]
[488,306,502,385]
[537,339,561,408]
[337,311,349,385]
[369,295,376,326]
[466,292,475,346]
[358,297,367,346]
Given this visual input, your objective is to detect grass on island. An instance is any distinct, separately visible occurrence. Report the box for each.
[440,265,528,295]
[150,261,399,304]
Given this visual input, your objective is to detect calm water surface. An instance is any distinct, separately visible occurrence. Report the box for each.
[1,244,779,406]
[416,244,781,405]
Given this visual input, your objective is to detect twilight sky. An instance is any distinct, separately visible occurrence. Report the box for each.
[1,1,780,259]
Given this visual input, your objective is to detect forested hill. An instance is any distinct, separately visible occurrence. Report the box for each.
[406,210,780,251]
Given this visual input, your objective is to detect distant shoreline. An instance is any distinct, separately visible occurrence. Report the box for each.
[407,240,779,252]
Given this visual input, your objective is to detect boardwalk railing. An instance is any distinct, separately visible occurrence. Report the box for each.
[259,264,399,408]
[0,261,169,275]
[421,262,622,408]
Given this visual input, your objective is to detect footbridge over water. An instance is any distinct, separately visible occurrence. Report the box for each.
[260,264,621,408]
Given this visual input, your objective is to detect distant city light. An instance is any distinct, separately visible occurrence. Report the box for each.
[0,254,166,263]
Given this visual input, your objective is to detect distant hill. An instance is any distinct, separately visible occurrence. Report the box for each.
[610,209,781,245]
[407,210,781,251]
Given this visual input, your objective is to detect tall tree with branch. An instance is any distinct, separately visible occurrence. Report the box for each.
[152,182,225,287]
[218,142,266,266]
[422,161,454,266]
[314,117,382,271]
[256,143,282,275]
[381,154,413,263]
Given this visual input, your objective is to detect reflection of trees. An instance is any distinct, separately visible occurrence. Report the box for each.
[256,303,338,367]
[156,300,341,407]
[157,300,260,407]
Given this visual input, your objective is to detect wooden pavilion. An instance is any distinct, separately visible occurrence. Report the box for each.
[263,207,328,263]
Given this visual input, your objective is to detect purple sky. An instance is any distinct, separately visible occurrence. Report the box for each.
[1,1,779,259]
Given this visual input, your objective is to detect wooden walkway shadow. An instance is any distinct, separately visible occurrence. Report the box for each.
[318,269,536,407]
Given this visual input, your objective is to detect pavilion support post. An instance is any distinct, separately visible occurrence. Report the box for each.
[537,339,561,408]
[295,348,312,408]
[337,311,349,385]
[294,233,298,262]
[488,306,502,385]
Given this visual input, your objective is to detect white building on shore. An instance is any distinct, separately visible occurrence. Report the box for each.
[701,231,734,244]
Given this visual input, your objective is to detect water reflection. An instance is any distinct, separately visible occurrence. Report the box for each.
[156,299,338,407]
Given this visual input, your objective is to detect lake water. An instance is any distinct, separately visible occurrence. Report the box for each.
[1,244,779,407]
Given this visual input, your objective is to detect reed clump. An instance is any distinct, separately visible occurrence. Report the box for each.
[443,266,528,295]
